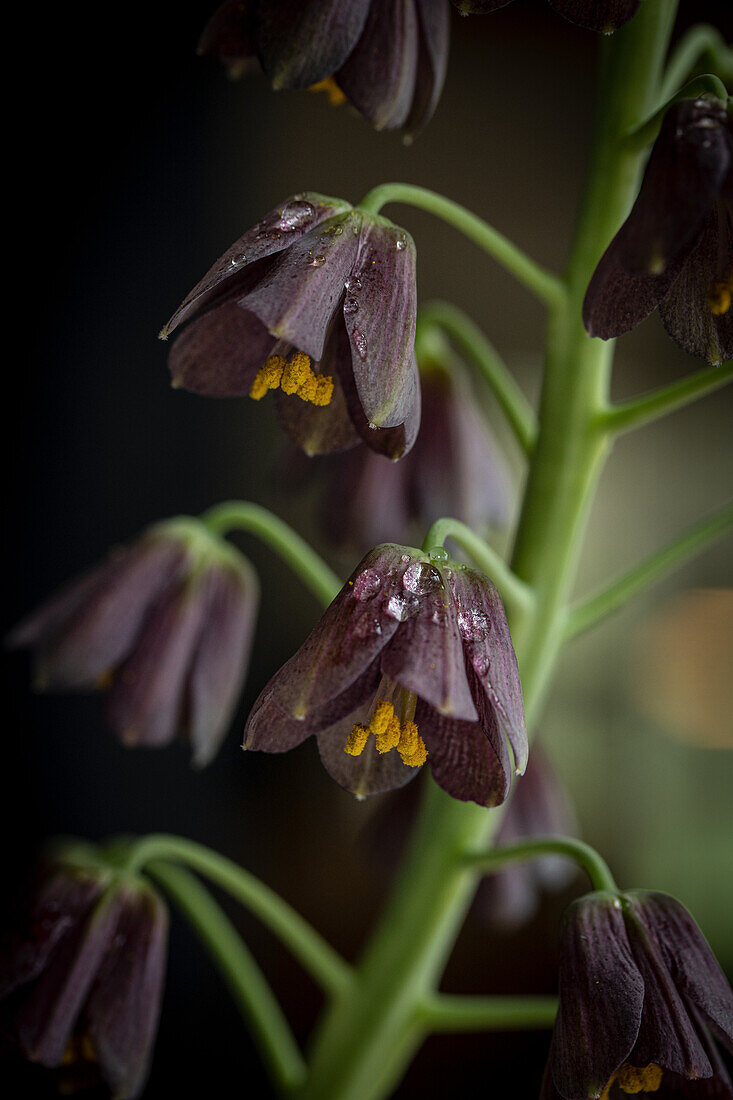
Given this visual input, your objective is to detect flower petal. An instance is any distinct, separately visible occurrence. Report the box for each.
[169,300,275,395]
[417,697,510,806]
[547,0,640,33]
[198,0,256,61]
[162,193,350,336]
[238,211,361,360]
[659,202,733,365]
[187,561,259,767]
[316,708,420,798]
[582,242,685,340]
[338,343,421,459]
[105,576,211,748]
[405,0,450,135]
[445,564,527,772]
[253,0,371,89]
[346,216,419,429]
[337,0,419,131]
[86,883,168,1100]
[381,561,478,720]
[626,892,733,1056]
[550,893,644,1100]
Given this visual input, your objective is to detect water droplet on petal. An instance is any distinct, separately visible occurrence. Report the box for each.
[345,275,362,293]
[395,234,407,251]
[402,562,442,595]
[353,568,382,601]
[352,327,368,359]
[229,252,247,266]
[386,593,420,622]
[429,547,449,563]
[457,609,492,642]
[308,253,326,268]
[343,296,359,316]
[276,200,315,231]
[400,554,411,563]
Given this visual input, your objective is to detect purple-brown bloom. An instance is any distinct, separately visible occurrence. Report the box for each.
[452,0,639,33]
[542,890,733,1099]
[584,98,733,365]
[0,854,168,1099]
[244,543,527,803]
[199,0,450,136]
[316,359,512,549]
[476,745,578,930]
[161,193,420,460]
[8,517,258,766]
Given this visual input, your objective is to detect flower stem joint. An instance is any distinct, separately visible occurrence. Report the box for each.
[244,542,527,805]
[543,889,733,1098]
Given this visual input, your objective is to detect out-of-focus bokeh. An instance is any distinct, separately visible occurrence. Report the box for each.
[4,1,731,1095]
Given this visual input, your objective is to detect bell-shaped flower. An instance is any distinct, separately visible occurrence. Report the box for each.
[199,0,450,136]
[0,852,168,1099]
[542,890,733,1098]
[452,0,639,33]
[584,98,733,365]
[161,193,420,460]
[244,543,527,804]
[8,517,258,766]
[315,359,512,549]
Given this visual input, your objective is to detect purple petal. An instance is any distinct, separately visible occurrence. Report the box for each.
[337,0,419,132]
[417,698,510,806]
[582,240,685,340]
[316,705,420,798]
[346,217,419,430]
[86,883,168,1100]
[659,201,733,365]
[626,892,733,1056]
[550,893,644,1100]
[338,341,421,459]
[187,561,259,767]
[162,193,350,336]
[445,564,527,773]
[246,546,413,721]
[198,0,256,60]
[26,537,189,691]
[381,561,478,720]
[548,0,640,32]
[253,0,371,89]
[405,0,450,135]
[237,211,361,360]
[105,576,211,748]
[169,300,275,395]
[6,557,122,651]
[319,444,413,548]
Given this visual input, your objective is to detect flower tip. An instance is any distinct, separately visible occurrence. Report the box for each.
[170,377,182,390]
[158,326,169,341]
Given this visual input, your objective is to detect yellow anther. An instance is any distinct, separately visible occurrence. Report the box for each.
[345,724,370,756]
[707,280,732,316]
[600,1063,663,1099]
[373,702,402,753]
[397,721,428,767]
[281,351,312,394]
[309,77,347,107]
[249,354,285,400]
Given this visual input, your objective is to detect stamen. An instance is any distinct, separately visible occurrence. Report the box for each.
[707,271,733,316]
[249,351,334,406]
[397,721,427,767]
[600,1063,663,1099]
[309,77,347,107]
[344,695,427,766]
[344,723,370,756]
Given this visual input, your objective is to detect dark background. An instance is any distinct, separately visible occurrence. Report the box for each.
[4,1,732,1096]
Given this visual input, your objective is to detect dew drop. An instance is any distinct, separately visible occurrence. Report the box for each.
[343,296,359,316]
[352,327,368,359]
[395,234,407,251]
[353,568,382,601]
[429,547,449,563]
[385,593,419,622]
[457,609,492,642]
[276,200,315,231]
[400,554,411,563]
[229,252,247,267]
[402,562,442,595]
[308,253,327,268]
[344,275,362,293]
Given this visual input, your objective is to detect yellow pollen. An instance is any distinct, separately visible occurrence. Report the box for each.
[600,1063,663,1099]
[707,281,732,316]
[309,77,347,107]
[250,351,334,406]
[345,699,427,766]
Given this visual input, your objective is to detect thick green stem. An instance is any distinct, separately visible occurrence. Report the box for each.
[294,7,678,1098]
[464,835,618,894]
[125,834,352,998]
[358,184,566,309]
[150,861,307,1093]
[625,73,729,151]
[565,503,733,640]
[419,994,558,1033]
[201,501,341,608]
[422,517,534,617]
[417,301,537,455]
[598,360,733,434]
[658,23,733,101]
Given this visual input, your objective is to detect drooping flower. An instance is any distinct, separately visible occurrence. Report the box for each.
[584,98,733,365]
[160,193,420,460]
[476,745,578,930]
[452,0,639,33]
[314,357,512,550]
[542,890,733,1098]
[7,517,258,766]
[244,543,526,804]
[199,0,450,136]
[0,850,168,1099]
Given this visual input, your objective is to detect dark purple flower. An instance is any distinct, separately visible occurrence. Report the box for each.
[542,890,733,1099]
[160,193,420,460]
[1,854,168,1099]
[476,745,578,930]
[8,518,258,766]
[584,98,733,366]
[452,0,639,33]
[199,0,450,136]
[315,359,512,549]
[244,543,526,803]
